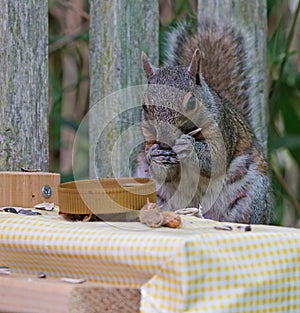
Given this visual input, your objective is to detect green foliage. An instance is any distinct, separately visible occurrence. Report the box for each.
[267,0,300,225]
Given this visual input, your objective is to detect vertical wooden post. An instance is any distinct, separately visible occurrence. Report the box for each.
[89,0,159,178]
[197,0,268,151]
[0,1,48,171]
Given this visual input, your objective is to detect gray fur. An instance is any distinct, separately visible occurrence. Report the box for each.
[137,22,271,224]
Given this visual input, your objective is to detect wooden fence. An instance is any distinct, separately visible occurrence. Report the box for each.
[0,0,268,177]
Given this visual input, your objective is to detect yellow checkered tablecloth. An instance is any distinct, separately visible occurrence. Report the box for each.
[0,211,300,313]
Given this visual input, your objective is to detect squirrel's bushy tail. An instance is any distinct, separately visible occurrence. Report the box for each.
[163,20,251,118]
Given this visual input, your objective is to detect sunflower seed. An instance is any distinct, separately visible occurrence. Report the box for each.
[187,128,202,136]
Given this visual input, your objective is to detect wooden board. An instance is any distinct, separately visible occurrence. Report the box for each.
[0,172,60,207]
[0,273,141,313]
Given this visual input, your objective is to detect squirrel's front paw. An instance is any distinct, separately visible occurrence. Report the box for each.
[147,144,178,166]
[173,134,195,159]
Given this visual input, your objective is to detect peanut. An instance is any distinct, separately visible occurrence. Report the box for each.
[162,211,182,228]
[139,201,164,228]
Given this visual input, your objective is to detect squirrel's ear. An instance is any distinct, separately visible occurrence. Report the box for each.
[141,52,158,78]
[188,49,201,78]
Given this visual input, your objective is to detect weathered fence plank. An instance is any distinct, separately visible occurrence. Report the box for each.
[197,0,268,150]
[0,1,48,171]
[88,0,268,180]
[88,0,159,178]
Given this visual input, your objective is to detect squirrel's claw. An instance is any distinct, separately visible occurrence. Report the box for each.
[147,144,178,166]
[173,134,195,159]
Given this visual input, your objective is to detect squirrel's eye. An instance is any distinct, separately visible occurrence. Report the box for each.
[185,95,196,112]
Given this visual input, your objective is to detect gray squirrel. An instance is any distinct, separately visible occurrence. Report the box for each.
[136,21,271,224]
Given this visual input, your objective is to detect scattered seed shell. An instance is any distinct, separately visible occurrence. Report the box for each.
[61,277,86,284]
[214,225,233,231]
[175,208,198,216]
[237,225,252,232]
[37,271,47,279]
[0,267,10,275]
[2,207,18,214]
[21,168,41,172]
[18,209,41,216]
[82,214,94,222]
[175,204,204,218]
[34,202,55,211]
